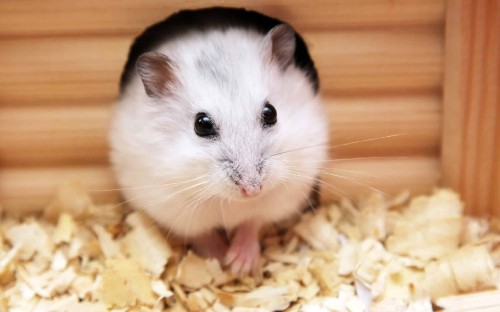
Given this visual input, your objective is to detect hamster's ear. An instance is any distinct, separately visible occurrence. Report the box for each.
[136,52,177,98]
[264,24,296,69]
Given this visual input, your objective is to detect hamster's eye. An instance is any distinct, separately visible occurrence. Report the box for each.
[194,113,217,137]
[262,102,277,127]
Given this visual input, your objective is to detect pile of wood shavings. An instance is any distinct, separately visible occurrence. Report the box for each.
[1,182,500,312]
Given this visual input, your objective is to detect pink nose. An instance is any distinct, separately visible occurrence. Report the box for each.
[241,184,262,197]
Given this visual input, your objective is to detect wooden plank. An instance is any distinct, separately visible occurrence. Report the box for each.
[0,166,120,216]
[441,0,499,216]
[0,105,111,166]
[0,0,445,37]
[0,94,441,166]
[0,157,439,215]
[310,26,443,95]
[436,290,500,312]
[328,93,441,158]
[0,27,443,104]
[441,0,464,192]
[319,157,440,204]
[0,37,127,104]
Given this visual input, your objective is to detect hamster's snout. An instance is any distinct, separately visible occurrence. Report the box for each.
[241,183,262,197]
[223,159,264,198]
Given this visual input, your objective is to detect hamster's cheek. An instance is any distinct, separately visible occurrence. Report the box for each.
[181,143,238,197]
[260,143,294,191]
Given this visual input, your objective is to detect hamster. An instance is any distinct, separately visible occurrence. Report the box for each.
[110,7,328,274]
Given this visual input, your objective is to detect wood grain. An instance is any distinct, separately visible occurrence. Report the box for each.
[0,0,448,214]
[0,105,111,166]
[0,94,441,166]
[0,0,445,36]
[309,27,443,95]
[0,157,439,215]
[441,0,499,216]
[328,93,441,158]
[0,28,443,104]
[0,166,120,215]
[0,37,127,104]
[319,157,440,204]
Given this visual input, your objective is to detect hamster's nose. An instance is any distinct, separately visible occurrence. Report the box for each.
[223,158,264,197]
[241,184,262,197]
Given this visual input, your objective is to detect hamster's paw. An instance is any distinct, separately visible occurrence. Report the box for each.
[191,230,228,263]
[225,222,261,274]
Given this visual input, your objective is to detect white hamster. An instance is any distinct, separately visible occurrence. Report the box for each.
[110,7,328,273]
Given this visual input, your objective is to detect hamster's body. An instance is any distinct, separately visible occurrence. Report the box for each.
[110,7,328,273]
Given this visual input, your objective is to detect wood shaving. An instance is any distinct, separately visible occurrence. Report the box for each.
[121,212,172,278]
[0,184,499,311]
[52,213,77,244]
[386,189,463,261]
[175,251,214,289]
[102,258,156,308]
[436,289,500,311]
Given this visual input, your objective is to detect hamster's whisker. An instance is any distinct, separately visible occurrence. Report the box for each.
[186,186,218,244]
[87,175,210,192]
[275,177,307,219]
[285,162,394,197]
[328,133,407,149]
[270,134,407,159]
[204,190,220,235]
[122,208,164,236]
[127,188,201,240]
[319,172,390,197]
[164,185,210,241]
[299,187,316,214]
[289,169,387,199]
[316,167,395,183]
[285,156,409,163]
[311,178,350,198]
[165,211,186,241]
[269,142,330,157]
[101,193,146,211]
[155,181,213,240]
[157,180,210,203]
[285,169,349,198]
[183,186,212,244]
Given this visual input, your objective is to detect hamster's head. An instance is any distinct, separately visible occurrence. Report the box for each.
[111,24,328,204]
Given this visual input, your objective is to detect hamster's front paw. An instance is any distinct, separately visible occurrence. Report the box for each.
[225,221,261,274]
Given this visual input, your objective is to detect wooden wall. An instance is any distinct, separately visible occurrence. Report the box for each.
[442,0,499,216]
[0,0,445,213]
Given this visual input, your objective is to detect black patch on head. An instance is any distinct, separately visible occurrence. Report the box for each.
[119,7,319,95]
[196,55,231,87]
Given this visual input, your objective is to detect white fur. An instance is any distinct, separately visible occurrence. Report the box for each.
[110,28,328,238]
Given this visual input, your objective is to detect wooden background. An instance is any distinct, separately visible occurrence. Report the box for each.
[442,0,499,217]
[0,0,496,215]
